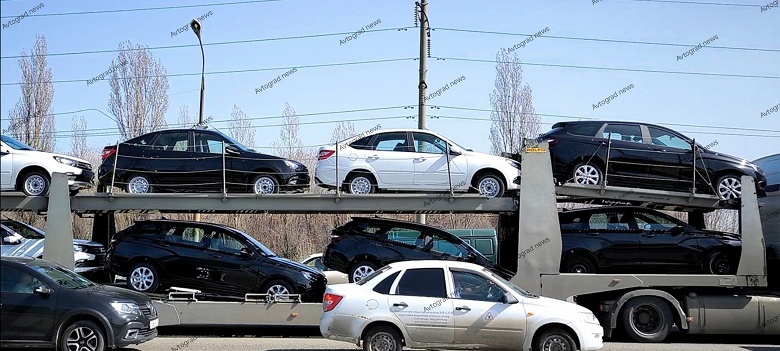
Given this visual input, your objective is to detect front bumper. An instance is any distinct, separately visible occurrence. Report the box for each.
[576,321,604,351]
[282,171,311,192]
[113,321,158,347]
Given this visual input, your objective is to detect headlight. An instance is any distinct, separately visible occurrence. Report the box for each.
[302,271,315,281]
[111,302,140,315]
[73,244,84,252]
[284,160,301,170]
[505,158,521,169]
[54,156,78,167]
[580,312,600,325]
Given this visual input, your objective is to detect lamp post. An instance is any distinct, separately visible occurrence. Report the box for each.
[191,19,205,126]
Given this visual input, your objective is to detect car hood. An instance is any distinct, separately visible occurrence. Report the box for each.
[523,294,593,315]
[702,150,756,168]
[13,149,91,165]
[697,229,742,242]
[73,239,104,248]
[461,149,513,163]
[88,284,153,305]
[267,255,324,277]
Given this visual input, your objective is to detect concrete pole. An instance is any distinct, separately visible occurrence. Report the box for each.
[417,0,429,225]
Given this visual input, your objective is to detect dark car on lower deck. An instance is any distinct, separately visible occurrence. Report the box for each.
[558,206,742,275]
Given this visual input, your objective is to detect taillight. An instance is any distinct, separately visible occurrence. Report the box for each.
[101,148,116,161]
[318,150,335,160]
[546,137,560,147]
[323,293,343,312]
[330,235,343,244]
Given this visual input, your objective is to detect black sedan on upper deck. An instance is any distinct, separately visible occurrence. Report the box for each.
[98,128,309,194]
[540,121,767,199]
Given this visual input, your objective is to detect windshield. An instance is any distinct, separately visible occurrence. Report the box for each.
[1,135,36,151]
[30,264,93,289]
[242,233,275,256]
[442,134,469,151]
[486,269,537,297]
[216,131,252,151]
[1,221,45,239]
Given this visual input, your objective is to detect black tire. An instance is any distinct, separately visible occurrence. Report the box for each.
[715,173,742,200]
[20,170,50,196]
[59,319,106,351]
[563,255,597,273]
[570,161,603,186]
[532,327,577,351]
[349,261,378,283]
[125,173,153,194]
[345,172,377,195]
[262,279,295,297]
[362,325,403,351]
[621,296,672,343]
[127,262,160,293]
[475,173,505,198]
[707,251,735,275]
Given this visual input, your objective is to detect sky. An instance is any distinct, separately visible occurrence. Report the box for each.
[1,0,778,164]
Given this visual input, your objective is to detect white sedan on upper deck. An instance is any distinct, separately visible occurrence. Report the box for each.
[315,129,521,198]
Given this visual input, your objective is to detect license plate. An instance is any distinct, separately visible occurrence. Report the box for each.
[149,318,158,329]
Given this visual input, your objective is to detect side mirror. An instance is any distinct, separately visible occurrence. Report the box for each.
[671,226,685,236]
[225,145,240,155]
[0,149,9,156]
[501,292,519,304]
[239,247,254,258]
[34,285,53,296]
[449,148,462,156]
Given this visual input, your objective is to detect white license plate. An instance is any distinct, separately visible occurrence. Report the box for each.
[149,318,158,329]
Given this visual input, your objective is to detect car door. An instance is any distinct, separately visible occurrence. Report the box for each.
[410,132,468,190]
[583,210,642,271]
[633,210,699,271]
[202,229,260,294]
[141,131,193,189]
[449,269,526,347]
[156,225,210,287]
[387,267,455,344]
[0,265,57,342]
[599,123,650,186]
[0,141,12,189]
[364,132,415,188]
[192,131,229,191]
[645,125,697,192]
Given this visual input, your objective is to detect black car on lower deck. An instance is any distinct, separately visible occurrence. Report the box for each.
[323,217,513,283]
[107,220,326,302]
[1,257,157,351]
[558,206,742,274]
[98,128,309,195]
[540,121,767,200]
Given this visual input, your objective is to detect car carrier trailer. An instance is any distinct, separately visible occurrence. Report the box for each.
[1,144,777,342]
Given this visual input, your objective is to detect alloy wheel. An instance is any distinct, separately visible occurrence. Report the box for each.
[368,331,397,351]
[478,177,501,198]
[127,176,150,194]
[717,177,741,200]
[541,335,571,351]
[266,284,290,296]
[66,326,99,351]
[349,176,372,194]
[130,267,155,291]
[254,176,277,195]
[352,265,375,282]
[24,175,47,196]
[574,165,601,185]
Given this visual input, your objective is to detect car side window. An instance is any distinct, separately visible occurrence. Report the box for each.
[306,257,328,271]
[395,268,447,298]
[126,133,156,147]
[602,124,643,144]
[588,212,636,231]
[634,211,679,231]
[350,136,374,150]
[164,226,208,247]
[412,132,447,154]
[431,236,469,258]
[194,132,227,154]
[647,127,692,150]
[560,214,588,230]
[373,271,400,294]
[569,123,603,137]
[152,132,189,152]
[0,266,43,294]
[386,228,423,247]
[208,230,248,254]
[451,270,506,302]
[372,132,411,152]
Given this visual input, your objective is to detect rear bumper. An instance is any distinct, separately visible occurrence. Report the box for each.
[320,313,362,346]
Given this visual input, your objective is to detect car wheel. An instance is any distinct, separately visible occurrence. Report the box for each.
[345,173,376,195]
[262,279,294,298]
[571,162,603,186]
[127,263,160,293]
[715,174,741,200]
[563,255,597,273]
[349,261,378,283]
[126,174,153,194]
[621,296,672,343]
[21,171,50,196]
[253,175,280,195]
[362,325,403,351]
[532,327,577,351]
[475,173,505,198]
[707,251,735,275]
[59,319,106,351]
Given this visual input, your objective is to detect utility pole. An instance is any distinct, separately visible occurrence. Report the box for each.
[191,19,205,222]
[417,1,429,224]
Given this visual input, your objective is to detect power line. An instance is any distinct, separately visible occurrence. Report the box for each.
[0,0,285,19]
[620,0,762,7]
[435,57,780,79]
[435,28,780,53]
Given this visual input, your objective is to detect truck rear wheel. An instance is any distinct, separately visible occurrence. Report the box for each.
[621,296,672,343]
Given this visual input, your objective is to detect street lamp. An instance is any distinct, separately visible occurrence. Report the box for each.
[191,19,205,126]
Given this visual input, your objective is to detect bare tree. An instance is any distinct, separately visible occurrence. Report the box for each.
[489,49,540,156]
[272,103,306,159]
[69,116,99,166]
[228,105,255,146]
[177,105,192,127]
[330,121,356,144]
[5,35,55,152]
[108,41,169,139]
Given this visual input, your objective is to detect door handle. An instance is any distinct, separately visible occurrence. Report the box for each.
[643,234,656,238]
[210,253,222,258]
[415,157,426,162]
[455,306,471,311]
[392,302,408,308]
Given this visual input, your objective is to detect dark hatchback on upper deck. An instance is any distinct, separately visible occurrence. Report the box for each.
[98,128,309,195]
[539,121,767,200]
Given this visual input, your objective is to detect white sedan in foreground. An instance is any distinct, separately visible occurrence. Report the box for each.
[320,260,603,351]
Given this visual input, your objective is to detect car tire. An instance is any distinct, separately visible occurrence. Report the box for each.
[262,279,295,298]
[253,175,280,195]
[127,262,160,293]
[475,173,505,198]
[126,174,153,194]
[345,173,377,195]
[362,325,403,351]
[59,319,106,351]
[532,327,577,351]
[715,173,742,200]
[571,162,603,186]
[349,261,378,283]
[563,255,597,273]
[21,170,50,196]
[707,251,735,275]
[621,296,672,343]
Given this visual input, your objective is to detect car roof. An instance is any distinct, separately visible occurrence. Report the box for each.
[1,256,37,264]
[134,219,239,232]
[558,206,657,214]
[386,259,486,271]
[349,216,449,232]
[551,120,674,130]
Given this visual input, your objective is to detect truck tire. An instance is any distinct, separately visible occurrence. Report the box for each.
[621,296,672,343]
